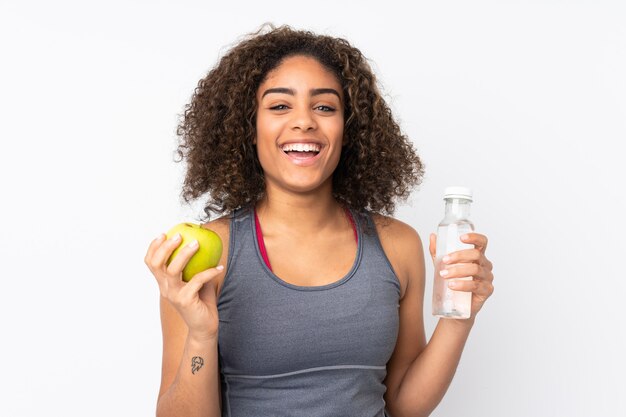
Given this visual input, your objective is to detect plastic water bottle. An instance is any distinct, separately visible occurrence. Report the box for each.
[432,186,475,319]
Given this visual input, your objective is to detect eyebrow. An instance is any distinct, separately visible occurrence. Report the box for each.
[261,87,341,100]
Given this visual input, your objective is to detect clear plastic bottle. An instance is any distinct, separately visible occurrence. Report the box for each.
[432,186,475,319]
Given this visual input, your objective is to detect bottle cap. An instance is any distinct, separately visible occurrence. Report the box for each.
[444,186,473,202]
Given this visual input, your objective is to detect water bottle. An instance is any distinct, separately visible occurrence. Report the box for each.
[432,186,475,319]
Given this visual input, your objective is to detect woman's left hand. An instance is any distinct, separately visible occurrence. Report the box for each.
[429,232,495,318]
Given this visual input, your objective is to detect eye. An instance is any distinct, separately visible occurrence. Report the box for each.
[316,105,336,112]
[269,104,289,111]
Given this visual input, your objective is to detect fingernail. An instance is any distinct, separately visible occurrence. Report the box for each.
[171,233,181,241]
[187,240,199,249]
[440,269,449,277]
[448,281,457,288]
[216,265,224,271]
[156,233,165,241]
[442,255,451,264]
[461,234,469,241]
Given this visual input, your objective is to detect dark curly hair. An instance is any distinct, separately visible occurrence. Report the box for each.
[175,23,425,221]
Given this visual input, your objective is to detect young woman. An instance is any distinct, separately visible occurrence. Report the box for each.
[144,24,495,417]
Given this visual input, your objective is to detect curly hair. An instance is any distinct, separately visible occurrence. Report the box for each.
[175,23,425,221]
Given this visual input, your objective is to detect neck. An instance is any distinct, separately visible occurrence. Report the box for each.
[255,182,348,236]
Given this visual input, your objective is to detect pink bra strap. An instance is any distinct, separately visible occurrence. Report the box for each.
[254,208,273,271]
[345,207,358,243]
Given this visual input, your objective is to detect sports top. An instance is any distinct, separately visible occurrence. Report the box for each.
[217,206,401,416]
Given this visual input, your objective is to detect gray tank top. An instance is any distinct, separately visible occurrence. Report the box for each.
[217,206,401,417]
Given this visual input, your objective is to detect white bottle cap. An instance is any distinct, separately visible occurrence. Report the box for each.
[444,186,473,202]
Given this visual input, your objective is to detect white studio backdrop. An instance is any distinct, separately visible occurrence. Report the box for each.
[0,0,624,416]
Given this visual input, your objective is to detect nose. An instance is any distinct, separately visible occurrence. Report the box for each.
[290,106,317,131]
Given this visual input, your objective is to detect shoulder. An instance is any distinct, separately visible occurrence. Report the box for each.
[202,214,230,241]
[369,213,424,263]
[202,214,231,261]
[202,213,232,298]
[369,212,421,243]
[368,213,425,300]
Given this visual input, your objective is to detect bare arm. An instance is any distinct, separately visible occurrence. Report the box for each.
[392,318,474,417]
[156,297,222,417]
[378,218,494,417]
[146,218,231,417]
[392,232,493,416]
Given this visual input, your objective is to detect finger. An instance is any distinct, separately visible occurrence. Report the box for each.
[446,278,476,292]
[178,265,224,300]
[166,239,200,276]
[460,233,488,253]
[442,248,482,266]
[448,278,494,297]
[439,262,482,281]
[483,257,493,271]
[150,233,183,271]
[144,233,166,267]
[429,233,436,260]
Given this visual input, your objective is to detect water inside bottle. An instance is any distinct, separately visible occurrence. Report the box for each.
[432,222,474,319]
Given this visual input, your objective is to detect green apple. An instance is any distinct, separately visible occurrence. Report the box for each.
[165,223,223,282]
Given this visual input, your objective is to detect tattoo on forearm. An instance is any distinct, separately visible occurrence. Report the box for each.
[191,356,204,374]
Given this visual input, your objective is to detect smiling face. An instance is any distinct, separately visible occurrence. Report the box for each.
[255,55,345,196]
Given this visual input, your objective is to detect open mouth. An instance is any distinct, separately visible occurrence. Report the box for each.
[280,143,322,160]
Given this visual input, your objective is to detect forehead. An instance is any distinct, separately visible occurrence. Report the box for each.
[259,55,342,91]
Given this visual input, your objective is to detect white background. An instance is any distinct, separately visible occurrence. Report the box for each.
[1,0,624,416]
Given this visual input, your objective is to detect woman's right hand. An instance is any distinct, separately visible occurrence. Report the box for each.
[144,233,223,341]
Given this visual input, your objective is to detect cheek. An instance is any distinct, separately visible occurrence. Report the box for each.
[256,116,284,142]
[253,126,278,165]
[255,114,272,145]
[329,115,344,135]
[330,122,344,145]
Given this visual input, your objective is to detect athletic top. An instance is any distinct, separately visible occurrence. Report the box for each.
[217,206,401,417]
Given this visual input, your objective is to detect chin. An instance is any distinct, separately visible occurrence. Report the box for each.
[279,176,332,194]
[286,183,324,194]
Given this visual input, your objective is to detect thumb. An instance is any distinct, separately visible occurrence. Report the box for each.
[429,233,436,260]
[180,266,223,299]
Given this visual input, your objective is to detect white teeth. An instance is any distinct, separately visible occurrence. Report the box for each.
[281,143,321,152]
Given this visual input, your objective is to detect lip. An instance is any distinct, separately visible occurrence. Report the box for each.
[279,141,324,167]
[279,138,324,147]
